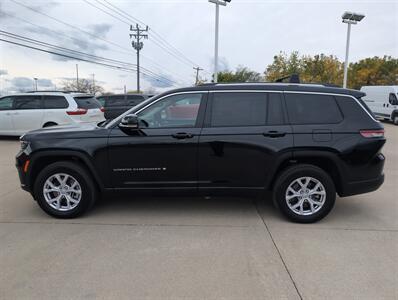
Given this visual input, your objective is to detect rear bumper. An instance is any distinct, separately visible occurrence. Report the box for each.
[340,174,384,197]
[339,153,385,197]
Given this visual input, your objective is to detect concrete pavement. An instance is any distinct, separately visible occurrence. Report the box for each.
[0,124,397,299]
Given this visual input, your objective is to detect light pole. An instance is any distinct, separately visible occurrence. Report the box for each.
[342,11,365,88]
[209,0,230,83]
[33,78,38,91]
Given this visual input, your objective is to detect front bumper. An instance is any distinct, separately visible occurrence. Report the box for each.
[15,149,31,193]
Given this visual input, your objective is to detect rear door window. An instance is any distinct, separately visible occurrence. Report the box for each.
[210,92,267,127]
[74,96,102,109]
[14,96,42,110]
[105,95,126,107]
[0,97,14,110]
[285,93,343,124]
[43,96,69,109]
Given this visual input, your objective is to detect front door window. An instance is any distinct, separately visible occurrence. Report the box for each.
[137,93,203,128]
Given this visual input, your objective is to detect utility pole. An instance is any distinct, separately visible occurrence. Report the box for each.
[341,12,365,88]
[193,67,203,85]
[209,0,231,83]
[124,85,126,95]
[76,64,79,90]
[129,24,148,93]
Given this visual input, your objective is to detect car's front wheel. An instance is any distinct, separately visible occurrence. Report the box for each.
[273,164,336,223]
[34,162,97,218]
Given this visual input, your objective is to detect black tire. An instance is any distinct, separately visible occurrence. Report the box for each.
[33,161,97,218]
[43,122,58,128]
[393,115,398,125]
[273,164,336,223]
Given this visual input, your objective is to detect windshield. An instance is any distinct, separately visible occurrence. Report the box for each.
[105,95,157,128]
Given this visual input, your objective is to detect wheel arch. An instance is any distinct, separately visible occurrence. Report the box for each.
[27,150,104,193]
[269,150,345,196]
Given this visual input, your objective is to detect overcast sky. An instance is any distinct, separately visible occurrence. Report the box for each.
[0,0,397,94]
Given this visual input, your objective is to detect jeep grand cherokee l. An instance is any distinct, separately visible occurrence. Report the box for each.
[16,83,385,223]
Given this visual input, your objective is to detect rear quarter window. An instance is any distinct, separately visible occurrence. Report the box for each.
[74,97,101,109]
[285,93,343,124]
[43,96,68,109]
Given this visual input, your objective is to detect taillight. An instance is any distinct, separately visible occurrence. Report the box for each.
[66,108,88,115]
[100,107,105,112]
[360,129,384,138]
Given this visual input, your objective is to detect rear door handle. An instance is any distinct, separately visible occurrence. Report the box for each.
[172,132,193,139]
[263,131,286,138]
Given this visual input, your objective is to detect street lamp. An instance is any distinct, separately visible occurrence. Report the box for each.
[342,11,365,88]
[33,77,38,91]
[209,0,231,83]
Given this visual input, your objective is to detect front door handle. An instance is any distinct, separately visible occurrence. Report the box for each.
[263,131,286,138]
[172,132,193,139]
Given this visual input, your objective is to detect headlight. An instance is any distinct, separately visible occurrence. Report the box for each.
[20,141,30,151]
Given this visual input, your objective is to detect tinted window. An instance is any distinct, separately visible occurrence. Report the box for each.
[43,96,68,109]
[0,97,13,110]
[138,93,203,128]
[97,96,106,106]
[74,97,102,109]
[126,95,145,106]
[285,94,343,124]
[211,92,267,127]
[389,93,398,104]
[267,93,284,125]
[105,95,126,107]
[14,96,41,110]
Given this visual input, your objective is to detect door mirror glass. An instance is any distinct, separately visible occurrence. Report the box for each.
[389,93,398,105]
[119,114,139,130]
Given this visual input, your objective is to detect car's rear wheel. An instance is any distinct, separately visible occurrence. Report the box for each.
[34,161,97,218]
[43,122,58,128]
[273,164,336,223]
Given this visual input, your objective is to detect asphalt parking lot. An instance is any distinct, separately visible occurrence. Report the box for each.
[0,123,397,300]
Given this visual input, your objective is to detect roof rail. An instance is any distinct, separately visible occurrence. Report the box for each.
[275,74,300,83]
[25,90,89,94]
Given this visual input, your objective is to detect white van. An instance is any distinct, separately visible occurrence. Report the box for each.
[360,86,398,125]
[0,91,105,136]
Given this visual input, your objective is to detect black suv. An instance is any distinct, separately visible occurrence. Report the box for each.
[16,83,386,222]
[97,94,153,120]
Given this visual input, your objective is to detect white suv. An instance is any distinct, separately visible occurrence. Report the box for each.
[0,91,105,136]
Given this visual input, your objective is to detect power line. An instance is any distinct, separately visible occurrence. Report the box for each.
[8,0,188,86]
[88,0,211,75]
[0,34,178,87]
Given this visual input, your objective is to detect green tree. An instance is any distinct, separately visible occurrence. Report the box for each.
[218,66,262,83]
[264,51,304,82]
[348,56,398,89]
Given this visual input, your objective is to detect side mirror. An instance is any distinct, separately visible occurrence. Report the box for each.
[119,114,139,130]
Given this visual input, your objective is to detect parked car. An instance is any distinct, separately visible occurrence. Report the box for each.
[0,91,105,136]
[16,82,385,222]
[360,86,398,124]
[96,94,153,120]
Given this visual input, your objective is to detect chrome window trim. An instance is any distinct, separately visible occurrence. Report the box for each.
[107,89,378,128]
[208,90,378,122]
[106,91,208,129]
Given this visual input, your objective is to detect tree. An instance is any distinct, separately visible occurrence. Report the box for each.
[61,78,104,94]
[265,52,397,88]
[218,66,262,83]
[265,52,304,82]
[348,56,398,89]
